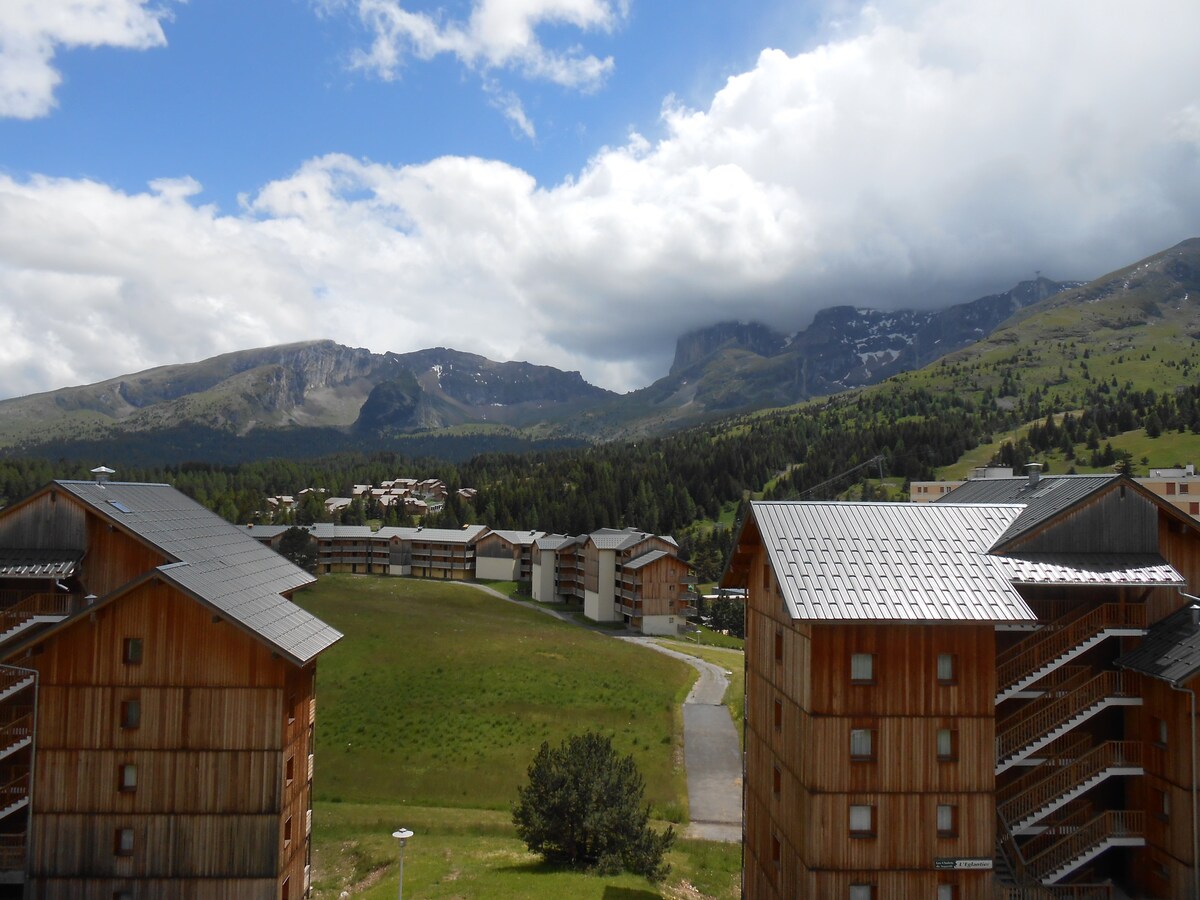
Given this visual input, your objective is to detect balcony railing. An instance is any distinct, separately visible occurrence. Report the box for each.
[0,833,23,871]
[1025,810,1144,883]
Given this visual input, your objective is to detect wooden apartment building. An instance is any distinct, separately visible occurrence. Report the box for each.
[0,476,341,898]
[724,472,1200,898]
[531,528,696,635]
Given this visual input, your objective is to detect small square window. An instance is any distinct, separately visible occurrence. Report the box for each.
[936,653,956,684]
[849,804,875,837]
[937,804,958,837]
[118,764,137,793]
[850,728,875,761]
[1182,483,1191,494]
[1190,502,1199,515]
[937,729,958,761]
[1168,482,1177,495]
[849,886,874,900]
[122,638,143,665]
[120,700,141,730]
[850,653,875,684]
[114,827,134,856]
[937,885,957,900]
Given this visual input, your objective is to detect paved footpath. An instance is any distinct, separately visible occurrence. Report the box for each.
[463,585,743,842]
[620,637,743,843]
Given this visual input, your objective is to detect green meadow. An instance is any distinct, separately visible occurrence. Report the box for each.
[295,576,741,898]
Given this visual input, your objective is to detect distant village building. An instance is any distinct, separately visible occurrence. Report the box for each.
[0,474,341,897]
[270,477,471,523]
[726,471,1200,897]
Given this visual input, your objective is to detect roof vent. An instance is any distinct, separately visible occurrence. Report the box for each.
[1025,463,1042,488]
[91,465,116,485]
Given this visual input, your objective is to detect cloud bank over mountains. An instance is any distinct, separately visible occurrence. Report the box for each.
[1,0,1199,399]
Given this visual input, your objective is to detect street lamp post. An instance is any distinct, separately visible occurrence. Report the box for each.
[393,828,414,900]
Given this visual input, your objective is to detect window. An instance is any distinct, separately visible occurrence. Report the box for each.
[1168,482,1177,495]
[114,828,134,856]
[849,886,874,900]
[937,728,958,761]
[772,765,781,796]
[936,804,958,837]
[281,876,290,900]
[118,764,137,793]
[1158,789,1171,821]
[937,885,958,900]
[850,653,875,684]
[771,833,781,867]
[1155,717,1168,748]
[287,693,297,726]
[113,892,134,900]
[774,630,784,664]
[1182,483,1191,494]
[773,699,783,731]
[1191,502,1199,515]
[284,815,293,846]
[286,755,295,786]
[936,653,956,684]
[850,728,875,760]
[849,804,875,837]
[122,638,143,665]
[120,699,141,730]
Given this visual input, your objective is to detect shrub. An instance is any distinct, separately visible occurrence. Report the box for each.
[512,731,675,881]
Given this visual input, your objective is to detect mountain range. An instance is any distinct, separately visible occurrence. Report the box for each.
[1,238,1197,464]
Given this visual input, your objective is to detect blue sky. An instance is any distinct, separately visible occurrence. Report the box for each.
[1,1,1199,399]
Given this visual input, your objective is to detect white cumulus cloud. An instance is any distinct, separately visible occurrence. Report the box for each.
[2,0,1200,399]
[0,0,172,119]
[333,0,625,89]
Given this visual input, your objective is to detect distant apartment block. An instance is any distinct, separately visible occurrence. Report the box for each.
[531,528,696,635]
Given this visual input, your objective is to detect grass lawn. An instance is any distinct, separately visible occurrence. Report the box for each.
[311,802,740,900]
[297,576,695,814]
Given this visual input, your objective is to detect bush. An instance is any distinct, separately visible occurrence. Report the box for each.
[512,731,675,881]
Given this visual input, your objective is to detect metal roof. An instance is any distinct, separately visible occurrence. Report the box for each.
[483,529,546,546]
[935,474,1119,546]
[535,534,578,551]
[622,549,670,570]
[1117,604,1200,685]
[0,549,82,580]
[377,525,489,544]
[53,481,339,664]
[993,553,1184,586]
[750,501,1035,622]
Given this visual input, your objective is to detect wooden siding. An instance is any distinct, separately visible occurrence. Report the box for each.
[12,578,298,884]
[1009,484,1159,554]
[31,878,276,900]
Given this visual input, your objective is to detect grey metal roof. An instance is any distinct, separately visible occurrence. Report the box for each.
[1117,604,1200,685]
[378,525,489,544]
[484,529,545,546]
[589,528,654,551]
[751,501,1034,622]
[993,553,1184,586]
[244,525,294,539]
[0,549,82,579]
[53,481,339,664]
[535,534,578,551]
[622,549,670,571]
[934,474,1119,546]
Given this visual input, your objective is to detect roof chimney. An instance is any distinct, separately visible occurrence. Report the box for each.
[1026,463,1042,488]
[91,465,116,485]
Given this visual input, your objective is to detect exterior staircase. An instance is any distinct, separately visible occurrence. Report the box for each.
[1000,741,1143,833]
[997,604,1146,703]
[1021,809,1145,884]
[0,593,77,645]
[996,671,1141,774]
